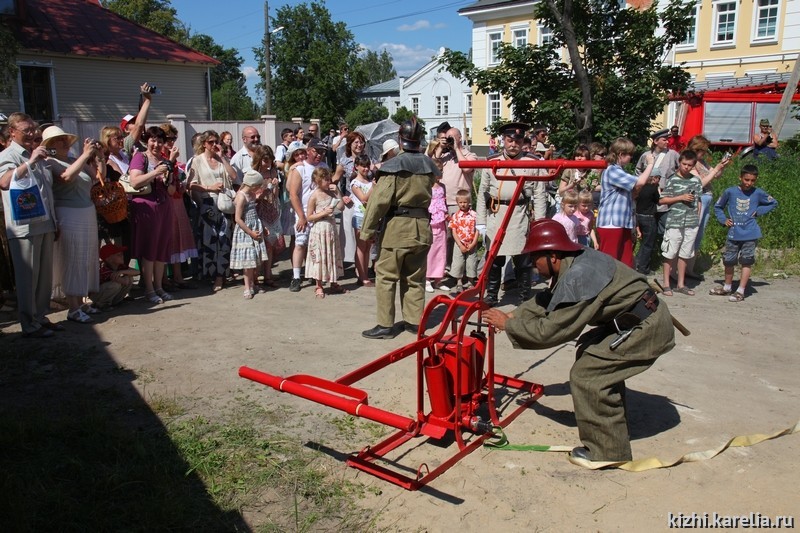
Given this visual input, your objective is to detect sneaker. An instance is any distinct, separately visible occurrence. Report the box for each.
[289,278,301,292]
[425,280,434,293]
[437,281,452,291]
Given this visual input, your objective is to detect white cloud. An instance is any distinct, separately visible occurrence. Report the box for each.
[397,20,431,32]
[361,42,440,77]
[240,66,258,80]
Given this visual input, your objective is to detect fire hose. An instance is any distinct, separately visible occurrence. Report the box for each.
[485,421,800,472]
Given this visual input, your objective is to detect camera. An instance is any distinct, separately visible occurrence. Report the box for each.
[46,148,58,156]
[723,151,732,162]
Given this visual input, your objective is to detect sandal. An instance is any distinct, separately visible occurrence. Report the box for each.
[675,286,695,296]
[328,283,348,295]
[360,280,374,287]
[145,291,163,304]
[708,285,731,296]
[155,289,174,301]
[728,292,744,302]
[67,309,93,323]
[243,290,254,300]
[661,287,674,296]
[82,304,101,314]
[315,287,325,299]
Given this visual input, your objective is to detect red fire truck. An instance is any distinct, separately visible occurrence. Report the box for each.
[670,73,800,149]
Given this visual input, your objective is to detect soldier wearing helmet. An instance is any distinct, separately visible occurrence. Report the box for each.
[483,219,676,463]
[361,118,441,339]
[476,122,548,306]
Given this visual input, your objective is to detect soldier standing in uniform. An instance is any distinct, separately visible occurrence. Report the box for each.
[360,118,440,339]
[477,122,547,306]
[483,219,676,462]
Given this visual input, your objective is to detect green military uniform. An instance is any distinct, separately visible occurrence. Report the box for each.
[361,151,438,329]
[504,247,675,461]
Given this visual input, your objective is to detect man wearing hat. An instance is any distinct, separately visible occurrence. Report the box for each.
[286,137,328,292]
[753,118,778,160]
[636,127,680,235]
[476,121,547,306]
[483,219,676,463]
[360,118,440,339]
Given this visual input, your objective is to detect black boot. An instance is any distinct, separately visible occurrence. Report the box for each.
[483,261,503,307]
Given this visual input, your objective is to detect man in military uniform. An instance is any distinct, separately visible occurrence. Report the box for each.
[361,118,440,339]
[483,219,676,462]
[477,122,547,306]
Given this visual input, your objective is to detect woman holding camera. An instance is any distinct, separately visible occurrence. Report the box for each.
[128,126,176,304]
[42,126,102,323]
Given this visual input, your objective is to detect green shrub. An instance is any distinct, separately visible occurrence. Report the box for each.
[703,147,799,252]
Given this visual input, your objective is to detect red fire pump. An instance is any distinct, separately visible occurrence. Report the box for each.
[239,158,607,490]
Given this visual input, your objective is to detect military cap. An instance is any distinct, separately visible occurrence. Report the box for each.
[650,128,670,140]
[499,122,530,140]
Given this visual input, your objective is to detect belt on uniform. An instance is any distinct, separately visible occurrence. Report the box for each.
[388,206,429,219]
[484,191,527,207]
[608,288,659,350]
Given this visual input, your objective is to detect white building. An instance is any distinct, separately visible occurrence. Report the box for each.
[359,49,474,142]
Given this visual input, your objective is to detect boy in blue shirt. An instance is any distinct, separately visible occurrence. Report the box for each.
[711,164,778,302]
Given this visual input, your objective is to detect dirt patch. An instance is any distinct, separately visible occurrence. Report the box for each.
[2,266,798,531]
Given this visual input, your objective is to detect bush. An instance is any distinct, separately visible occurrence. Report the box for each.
[703,147,799,252]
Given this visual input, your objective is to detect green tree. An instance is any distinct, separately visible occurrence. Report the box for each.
[0,22,19,96]
[391,106,424,127]
[356,50,396,88]
[440,0,693,148]
[212,80,258,121]
[101,0,189,43]
[344,99,389,129]
[254,1,365,128]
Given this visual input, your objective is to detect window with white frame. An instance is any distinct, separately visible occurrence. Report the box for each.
[753,0,779,41]
[712,1,737,46]
[411,96,419,115]
[512,27,528,48]
[465,93,472,115]
[677,1,698,47]
[435,96,449,116]
[488,31,503,64]
[537,23,553,46]
[488,93,501,124]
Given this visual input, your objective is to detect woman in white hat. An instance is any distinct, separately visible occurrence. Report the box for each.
[42,125,103,323]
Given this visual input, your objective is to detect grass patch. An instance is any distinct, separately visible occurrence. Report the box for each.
[0,387,383,532]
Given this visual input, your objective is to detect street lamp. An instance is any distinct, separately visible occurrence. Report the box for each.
[264,2,284,116]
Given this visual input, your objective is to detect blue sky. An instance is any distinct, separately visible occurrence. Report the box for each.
[169,0,475,102]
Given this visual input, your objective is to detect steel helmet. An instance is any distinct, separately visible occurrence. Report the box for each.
[523,219,583,254]
[398,117,424,152]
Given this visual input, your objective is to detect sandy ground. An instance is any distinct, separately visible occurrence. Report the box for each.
[2,263,798,531]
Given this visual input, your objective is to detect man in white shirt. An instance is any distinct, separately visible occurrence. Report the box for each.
[230,126,262,185]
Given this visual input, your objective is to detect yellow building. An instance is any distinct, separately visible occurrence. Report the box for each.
[458,0,800,152]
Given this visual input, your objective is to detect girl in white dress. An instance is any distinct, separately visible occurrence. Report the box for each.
[230,170,267,299]
[305,167,346,299]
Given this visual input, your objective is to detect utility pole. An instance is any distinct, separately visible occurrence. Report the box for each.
[772,54,800,139]
[264,1,271,116]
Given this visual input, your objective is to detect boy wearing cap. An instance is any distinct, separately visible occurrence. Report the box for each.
[89,244,139,309]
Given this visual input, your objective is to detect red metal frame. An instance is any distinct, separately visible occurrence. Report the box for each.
[240,158,606,490]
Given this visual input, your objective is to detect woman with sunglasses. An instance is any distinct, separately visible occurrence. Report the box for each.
[187,130,237,292]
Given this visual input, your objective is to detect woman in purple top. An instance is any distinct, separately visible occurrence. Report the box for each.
[128,126,175,304]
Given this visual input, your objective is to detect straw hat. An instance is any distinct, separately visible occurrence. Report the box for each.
[286,143,307,160]
[41,126,78,148]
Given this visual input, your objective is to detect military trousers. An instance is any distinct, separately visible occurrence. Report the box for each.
[569,351,657,461]
[374,244,428,328]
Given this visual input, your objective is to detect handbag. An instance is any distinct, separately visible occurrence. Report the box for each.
[216,188,236,214]
[119,173,152,195]
[91,172,128,224]
[9,170,49,225]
